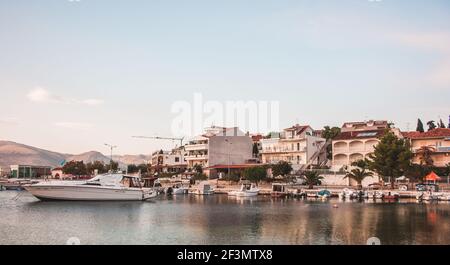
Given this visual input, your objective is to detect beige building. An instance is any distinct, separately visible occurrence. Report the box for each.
[0,166,11,177]
[260,125,327,171]
[332,120,401,170]
[402,128,450,167]
[150,146,188,174]
[184,126,253,177]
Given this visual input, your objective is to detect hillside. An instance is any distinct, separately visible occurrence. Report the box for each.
[0,141,150,168]
[0,141,67,167]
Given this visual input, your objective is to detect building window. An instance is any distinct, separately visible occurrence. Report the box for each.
[175,157,180,162]
[297,143,300,150]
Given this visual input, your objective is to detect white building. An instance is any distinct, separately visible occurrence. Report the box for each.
[260,125,327,171]
[150,146,188,174]
[184,126,253,177]
[331,120,402,170]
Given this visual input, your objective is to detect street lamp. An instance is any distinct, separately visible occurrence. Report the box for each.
[225,139,232,178]
[104,143,117,172]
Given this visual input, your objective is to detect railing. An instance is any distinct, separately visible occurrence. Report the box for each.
[184,143,208,151]
[185,154,208,160]
[437,146,450,152]
[262,147,307,153]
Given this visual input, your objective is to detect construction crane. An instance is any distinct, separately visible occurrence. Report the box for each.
[132,136,185,147]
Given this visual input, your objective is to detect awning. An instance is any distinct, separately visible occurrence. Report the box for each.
[424,171,441,181]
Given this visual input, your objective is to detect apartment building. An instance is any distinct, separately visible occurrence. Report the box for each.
[331,120,401,169]
[402,128,450,167]
[184,126,253,177]
[260,125,327,171]
[150,146,188,174]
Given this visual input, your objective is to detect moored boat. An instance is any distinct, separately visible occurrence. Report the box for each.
[382,191,400,201]
[24,174,158,201]
[438,193,450,201]
[317,189,331,199]
[228,182,259,197]
[189,181,214,195]
[167,181,190,195]
[271,183,287,198]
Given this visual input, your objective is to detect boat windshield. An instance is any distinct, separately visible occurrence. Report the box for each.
[86,174,124,186]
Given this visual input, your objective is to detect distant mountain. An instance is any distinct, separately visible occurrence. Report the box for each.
[113,154,152,166]
[0,141,151,168]
[0,141,67,167]
[67,151,110,164]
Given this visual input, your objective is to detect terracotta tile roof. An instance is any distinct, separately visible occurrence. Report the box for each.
[284,124,311,135]
[333,129,386,141]
[251,135,263,142]
[402,128,450,139]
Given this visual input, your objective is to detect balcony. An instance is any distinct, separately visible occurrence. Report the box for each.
[261,147,307,154]
[437,146,450,153]
[185,154,208,160]
[184,143,208,151]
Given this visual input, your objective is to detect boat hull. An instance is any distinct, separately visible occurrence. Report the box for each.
[229,191,259,197]
[24,185,145,201]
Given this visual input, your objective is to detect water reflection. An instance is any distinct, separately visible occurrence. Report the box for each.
[1,191,450,245]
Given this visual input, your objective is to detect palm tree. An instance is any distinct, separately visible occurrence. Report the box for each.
[344,168,374,190]
[417,146,435,170]
[302,171,324,189]
[427,120,437,131]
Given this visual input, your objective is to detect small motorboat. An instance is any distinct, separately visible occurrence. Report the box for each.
[189,181,214,195]
[271,183,287,198]
[438,193,450,201]
[317,189,331,200]
[166,181,189,195]
[228,182,259,197]
[375,191,385,199]
[423,192,440,201]
[339,188,357,200]
[382,191,399,201]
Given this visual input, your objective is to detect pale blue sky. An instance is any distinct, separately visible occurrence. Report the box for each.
[0,0,449,155]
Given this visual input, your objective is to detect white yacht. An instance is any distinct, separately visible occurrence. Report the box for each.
[228,183,259,197]
[24,173,158,201]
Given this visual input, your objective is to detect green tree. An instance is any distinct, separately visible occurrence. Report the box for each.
[417,146,434,174]
[301,171,324,189]
[242,166,267,185]
[405,163,427,183]
[368,131,412,189]
[252,143,259,158]
[416,119,424,133]
[192,173,208,181]
[127,164,139,173]
[351,158,370,170]
[86,160,106,174]
[63,160,88,176]
[427,120,436,131]
[271,161,293,178]
[322,126,341,159]
[105,160,119,171]
[193,164,203,174]
[137,163,149,174]
[344,161,374,190]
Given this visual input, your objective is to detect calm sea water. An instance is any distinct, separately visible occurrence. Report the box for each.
[1,190,450,245]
